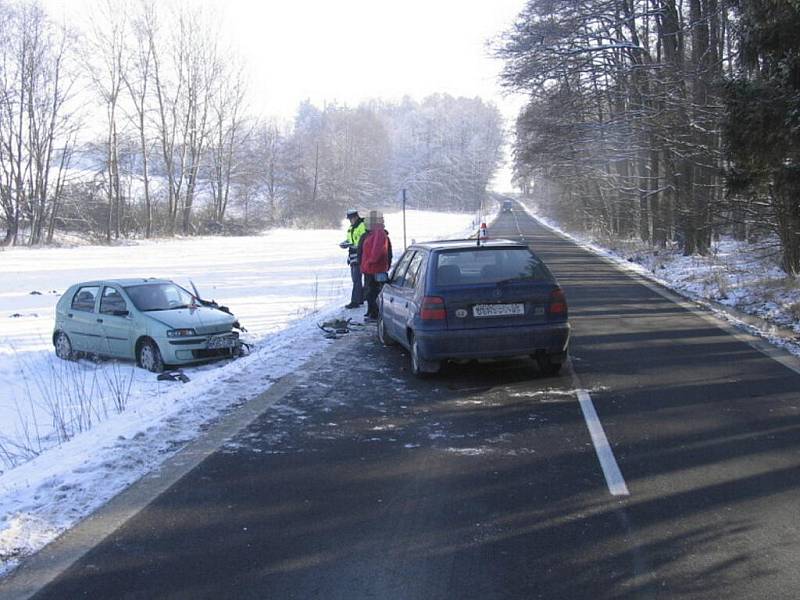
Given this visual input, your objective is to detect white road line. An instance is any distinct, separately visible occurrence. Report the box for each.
[572,372,630,497]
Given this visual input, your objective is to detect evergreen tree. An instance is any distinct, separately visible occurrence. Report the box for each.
[723,1,800,274]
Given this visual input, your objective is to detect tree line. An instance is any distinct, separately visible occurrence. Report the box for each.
[0,0,504,246]
[499,0,800,275]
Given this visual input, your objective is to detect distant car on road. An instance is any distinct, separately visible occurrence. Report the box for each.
[502,199,514,212]
[377,239,570,376]
[53,279,239,372]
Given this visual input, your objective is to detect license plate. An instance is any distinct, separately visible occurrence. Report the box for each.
[207,334,238,349]
[472,303,525,317]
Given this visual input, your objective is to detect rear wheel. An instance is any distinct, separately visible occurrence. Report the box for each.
[54,331,74,361]
[138,339,165,373]
[377,315,395,346]
[536,353,562,376]
[410,335,440,377]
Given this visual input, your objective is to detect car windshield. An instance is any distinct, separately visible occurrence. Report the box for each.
[435,248,551,286]
[124,283,196,312]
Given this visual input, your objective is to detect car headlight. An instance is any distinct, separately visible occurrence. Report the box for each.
[167,328,197,338]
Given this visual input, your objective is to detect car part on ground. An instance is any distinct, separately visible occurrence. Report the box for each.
[157,369,191,383]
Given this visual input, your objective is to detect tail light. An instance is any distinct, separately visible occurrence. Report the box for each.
[547,288,567,317]
[420,296,446,320]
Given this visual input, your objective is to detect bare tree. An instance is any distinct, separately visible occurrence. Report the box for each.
[85,0,128,242]
[207,49,247,227]
[122,0,156,238]
[0,1,77,246]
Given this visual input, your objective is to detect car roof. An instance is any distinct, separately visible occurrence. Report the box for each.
[71,278,174,287]
[409,238,528,251]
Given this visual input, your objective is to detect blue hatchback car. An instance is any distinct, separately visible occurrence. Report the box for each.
[377,239,570,376]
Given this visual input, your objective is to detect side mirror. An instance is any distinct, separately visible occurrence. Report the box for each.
[113,309,129,317]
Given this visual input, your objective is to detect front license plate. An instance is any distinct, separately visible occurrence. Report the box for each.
[207,334,237,349]
[472,303,525,318]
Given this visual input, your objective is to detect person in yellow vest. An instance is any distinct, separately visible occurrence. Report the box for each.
[339,209,368,309]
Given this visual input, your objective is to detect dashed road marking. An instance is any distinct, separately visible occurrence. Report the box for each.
[571,370,630,497]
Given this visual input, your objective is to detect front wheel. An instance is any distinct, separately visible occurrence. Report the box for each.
[377,315,395,346]
[410,336,439,377]
[138,339,165,373]
[54,331,74,361]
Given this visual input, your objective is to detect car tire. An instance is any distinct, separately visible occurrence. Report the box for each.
[377,315,395,346]
[54,331,74,361]
[138,339,165,373]
[410,335,439,377]
[536,354,562,376]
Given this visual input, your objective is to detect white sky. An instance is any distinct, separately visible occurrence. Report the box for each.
[44,0,529,189]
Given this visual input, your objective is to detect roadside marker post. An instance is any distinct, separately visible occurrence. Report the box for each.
[402,188,407,251]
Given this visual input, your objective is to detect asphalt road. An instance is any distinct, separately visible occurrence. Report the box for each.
[20,204,800,599]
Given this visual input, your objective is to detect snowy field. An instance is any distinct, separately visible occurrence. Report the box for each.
[0,209,477,576]
[519,200,800,357]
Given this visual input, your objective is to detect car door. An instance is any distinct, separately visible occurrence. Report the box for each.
[382,250,415,339]
[66,285,102,352]
[393,251,425,335]
[98,286,133,358]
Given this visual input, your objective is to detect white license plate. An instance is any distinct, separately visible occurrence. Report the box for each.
[472,303,525,318]
[207,335,237,349]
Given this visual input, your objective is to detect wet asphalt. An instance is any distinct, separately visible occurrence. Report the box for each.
[23,204,800,599]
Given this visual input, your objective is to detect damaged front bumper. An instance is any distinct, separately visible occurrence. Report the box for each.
[161,331,242,364]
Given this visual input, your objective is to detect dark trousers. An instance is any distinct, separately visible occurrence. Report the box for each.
[350,262,364,305]
[364,274,381,318]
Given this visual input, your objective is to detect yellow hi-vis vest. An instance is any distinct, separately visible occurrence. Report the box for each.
[347,221,367,247]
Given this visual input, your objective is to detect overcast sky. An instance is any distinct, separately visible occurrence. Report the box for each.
[44,0,529,189]
[213,0,529,189]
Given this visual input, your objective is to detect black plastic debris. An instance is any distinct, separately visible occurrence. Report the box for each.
[157,370,190,383]
[29,291,42,295]
[318,318,354,338]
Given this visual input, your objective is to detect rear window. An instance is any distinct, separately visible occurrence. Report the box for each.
[434,248,551,286]
[71,286,100,312]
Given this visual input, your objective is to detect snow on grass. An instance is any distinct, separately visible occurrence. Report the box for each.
[519,200,800,356]
[0,209,476,576]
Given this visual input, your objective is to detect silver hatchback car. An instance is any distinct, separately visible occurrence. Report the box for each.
[53,279,240,372]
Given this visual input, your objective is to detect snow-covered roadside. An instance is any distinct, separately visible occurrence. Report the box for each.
[518,200,800,357]
[0,209,476,577]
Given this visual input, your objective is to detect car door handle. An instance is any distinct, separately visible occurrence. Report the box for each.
[96,318,103,323]
[67,313,73,318]
[404,303,409,308]
[389,298,394,303]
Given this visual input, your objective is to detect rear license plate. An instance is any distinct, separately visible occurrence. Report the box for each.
[207,334,237,349]
[472,303,525,318]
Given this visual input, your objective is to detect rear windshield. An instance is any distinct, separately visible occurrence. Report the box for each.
[434,248,551,286]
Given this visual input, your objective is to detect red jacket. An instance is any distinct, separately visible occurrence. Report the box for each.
[360,228,391,275]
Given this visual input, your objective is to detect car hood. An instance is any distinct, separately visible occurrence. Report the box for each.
[144,306,236,334]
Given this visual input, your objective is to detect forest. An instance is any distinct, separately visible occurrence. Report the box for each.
[0,1,505,244]
[500,1,800,275]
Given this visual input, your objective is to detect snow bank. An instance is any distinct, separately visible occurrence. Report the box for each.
[519,200,800,356]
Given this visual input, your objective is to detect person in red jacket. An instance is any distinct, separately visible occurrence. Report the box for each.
[359,210,393,321]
